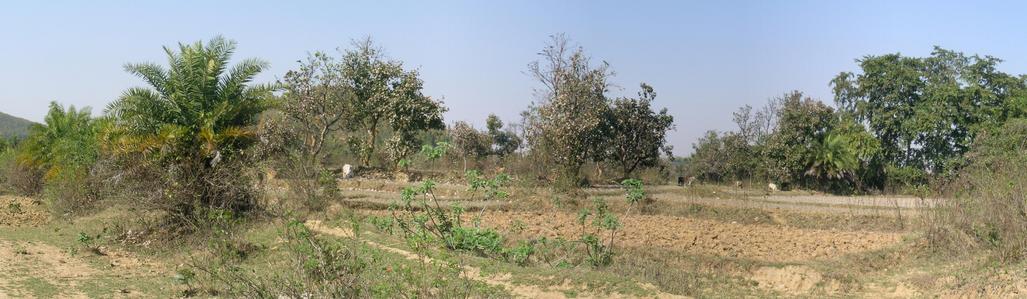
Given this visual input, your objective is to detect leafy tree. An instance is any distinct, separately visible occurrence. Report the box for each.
[832,47,1027,175]
[449,121,490,171]
[17,102,100,207]
[20,102,98,181]
[764,91,837,187]
[485,114,521,157]
[341,38,446,167]
[523,34,612,182]
[606,83,675,178]
[280,51,351,162]
[106,36,274,219]
[687,130,728,182]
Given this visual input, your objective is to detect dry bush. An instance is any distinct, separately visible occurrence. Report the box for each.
[0,157,41,196]
[190,221,366,298]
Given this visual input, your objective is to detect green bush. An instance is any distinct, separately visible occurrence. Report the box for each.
[926,119,1027,261]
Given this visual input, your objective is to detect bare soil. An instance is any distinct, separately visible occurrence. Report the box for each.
[477,211,902,262]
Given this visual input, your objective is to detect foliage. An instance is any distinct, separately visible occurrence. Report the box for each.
[193,220,368,297]
[606,83,675,178]
[621,178,645,207]
[419,141,450,167]
[449,121,491,170]
[926,118,1027,261]
[806,132,858,180]
[465,170,511,201]
[832,47,1027,176]
[576,198,620,267]
[485,114,522,157]
[105,36,273,223]
[18,102,100,210]
[279,51,351,162]
[388,179,532,264]
[764,91,838,187]
[340,38,446,167]
[686,131,751,183]
[523,34,613,183]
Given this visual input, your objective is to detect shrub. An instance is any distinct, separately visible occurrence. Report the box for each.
[16,102,100,213]
[192,220,367,298]
[925,119,1027,261]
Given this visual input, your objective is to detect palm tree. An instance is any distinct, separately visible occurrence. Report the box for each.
[806,132,858,180]
[20,102,97,180]
[106,36,273,166]
[105,36,274,219]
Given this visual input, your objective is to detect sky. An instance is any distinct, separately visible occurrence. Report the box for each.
[2,0,1027,154]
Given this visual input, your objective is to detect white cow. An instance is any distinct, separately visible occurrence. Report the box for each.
[342,164,354,179]
[768,183,779,192]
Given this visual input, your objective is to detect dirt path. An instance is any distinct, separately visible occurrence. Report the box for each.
[304,220,687,299]
[0,196,168,298]
[0,240,95,298]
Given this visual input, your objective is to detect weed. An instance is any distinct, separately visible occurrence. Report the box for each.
[76,232,103,255]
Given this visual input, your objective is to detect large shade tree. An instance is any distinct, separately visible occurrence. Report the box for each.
[832,47,1027,175]
[523,34,613,182]
[606,83,675,178]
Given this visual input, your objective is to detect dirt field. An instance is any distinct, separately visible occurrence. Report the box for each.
[0,182,1021,298]
[476,211,902,262]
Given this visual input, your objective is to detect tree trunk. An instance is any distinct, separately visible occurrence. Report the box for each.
[363,128,378,166]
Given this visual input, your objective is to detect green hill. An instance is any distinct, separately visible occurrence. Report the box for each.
[0,111,35,138]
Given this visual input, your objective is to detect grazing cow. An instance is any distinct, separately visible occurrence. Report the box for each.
[734,180,742,188]
[677,176,686,186]
[768,183,779,192]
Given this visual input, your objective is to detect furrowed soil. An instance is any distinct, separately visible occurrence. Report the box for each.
[478,211,902,262]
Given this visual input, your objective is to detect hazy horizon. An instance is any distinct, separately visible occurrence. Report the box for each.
[4,0,1027,154]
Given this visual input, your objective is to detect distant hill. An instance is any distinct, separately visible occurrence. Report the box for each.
[0,111,35,138]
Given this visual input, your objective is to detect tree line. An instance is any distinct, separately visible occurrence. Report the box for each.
[0,35,676,225]
[684,46,1027,194]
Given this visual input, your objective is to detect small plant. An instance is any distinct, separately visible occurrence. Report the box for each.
[369,215,395,235]
[419,142,450,170]
[6,201,21,214]
[318,168,340,197]
[577,198,621,267]
[76,232,103,255]
[174,268,197,297]
[390,179,532,265]
[466,170,511,201]
[503,241,536,266]
[621,178,647,214]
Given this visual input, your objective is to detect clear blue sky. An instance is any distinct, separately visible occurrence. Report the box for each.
[2,0,1026,154]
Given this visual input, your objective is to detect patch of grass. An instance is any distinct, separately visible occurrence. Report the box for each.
[17,277,60,298]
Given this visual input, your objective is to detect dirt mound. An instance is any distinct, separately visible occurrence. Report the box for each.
[475,211,902,262]
[751,265,823,294]
[0,196,49,226]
